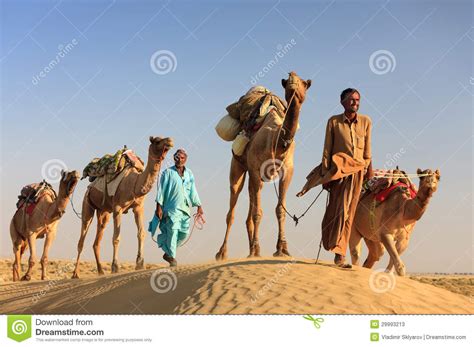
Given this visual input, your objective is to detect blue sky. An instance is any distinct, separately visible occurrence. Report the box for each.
[1,0,472,273]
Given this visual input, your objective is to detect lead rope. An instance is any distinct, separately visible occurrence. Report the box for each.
[70,185,82,219]
[270,89,324,227]
[179,213,206,248]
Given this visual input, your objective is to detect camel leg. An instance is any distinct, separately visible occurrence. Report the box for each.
[363,239,385,269]
[274,166,293,257]
[386,236,409,272]
[21,234,37,281]
[111,210,122,273]
[12,241,22,282]
[380,233,405,276]
[40,229,56,280]
[11,221,22,282]
[245,203,254,253]
[133,205,145,270]
[93,210,111,275]
[215,158,246,261]
[249,173,263,257]
[72,196,95,279]
[349,227,363,266]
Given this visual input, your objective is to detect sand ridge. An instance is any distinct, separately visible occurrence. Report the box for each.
[0,258,472,314]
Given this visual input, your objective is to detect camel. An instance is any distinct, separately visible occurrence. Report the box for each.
[216,72,312,260]
[349,168,440,276]
[10,170,80,281]
[71,136,173,278]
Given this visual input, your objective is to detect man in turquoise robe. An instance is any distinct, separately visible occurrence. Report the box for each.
[149,149,203,266]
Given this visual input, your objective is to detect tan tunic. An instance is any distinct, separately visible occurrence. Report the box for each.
[321,113,372,255]
[322,113,372,175]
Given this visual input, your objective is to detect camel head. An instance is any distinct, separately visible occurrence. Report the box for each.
[59,170,80,197]
[281,71,311,104]
[149,136,174,162]
[417,168,440,195]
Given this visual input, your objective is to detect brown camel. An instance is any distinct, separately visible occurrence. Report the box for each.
[349,169,440,276]
[71,136,173,278]
[216,72,312,260]
[10,170,80,281]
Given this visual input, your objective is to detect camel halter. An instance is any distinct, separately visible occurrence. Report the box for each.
[269,83,324,228]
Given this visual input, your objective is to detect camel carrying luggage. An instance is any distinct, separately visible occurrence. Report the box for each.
[16,180,56,211]
[82,146,144,182]
[216,86,287,154]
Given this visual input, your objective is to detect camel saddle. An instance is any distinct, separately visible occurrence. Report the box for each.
[82,146,144,182]
[16,180,57,214]
[226,86,287,134]
[361,169,417,204]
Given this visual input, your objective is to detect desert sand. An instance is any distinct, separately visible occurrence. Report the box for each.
[0,257,472,314]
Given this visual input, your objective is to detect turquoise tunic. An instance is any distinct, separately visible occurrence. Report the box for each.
[148,166,201,257]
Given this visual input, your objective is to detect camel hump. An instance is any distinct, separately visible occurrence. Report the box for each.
[16,181,56,209]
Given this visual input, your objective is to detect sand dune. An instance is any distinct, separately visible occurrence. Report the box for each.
[0,258,472,314]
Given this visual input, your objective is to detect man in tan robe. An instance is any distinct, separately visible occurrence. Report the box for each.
[299,88,373,266]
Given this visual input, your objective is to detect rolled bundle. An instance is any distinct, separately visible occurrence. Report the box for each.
[215,114,241,141]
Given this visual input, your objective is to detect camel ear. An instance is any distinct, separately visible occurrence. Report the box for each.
[417,168,423,176]
[435,169,440,180]
[305,79,312,89]
[281,79,287,88]
[149,136,154,143]
[61,170,65,181]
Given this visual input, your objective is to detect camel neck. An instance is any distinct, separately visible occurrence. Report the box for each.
[403,186,432,223]
[278,97,301,150]
[135,157,162,197]
[46,192,70,223]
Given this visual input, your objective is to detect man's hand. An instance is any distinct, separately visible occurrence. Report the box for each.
[155,203,163,219]
[322,181,333,191]
[197,205,204,216]
[364,161,374,181]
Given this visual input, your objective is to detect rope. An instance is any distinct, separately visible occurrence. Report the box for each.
[373,173,432,178]
[179,213,206,247]
[70,184,82,219]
